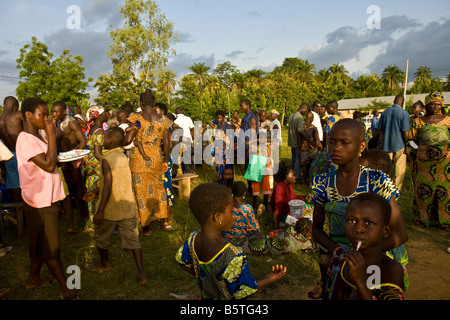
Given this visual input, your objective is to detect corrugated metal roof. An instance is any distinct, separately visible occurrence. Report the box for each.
[337,92,450,110]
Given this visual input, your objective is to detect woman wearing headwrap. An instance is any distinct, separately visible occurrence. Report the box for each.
[408,91,450,230]
[123,89,171,236]
[84,105,108,230]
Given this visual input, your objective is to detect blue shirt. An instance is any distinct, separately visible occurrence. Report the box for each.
[379,104,410,152]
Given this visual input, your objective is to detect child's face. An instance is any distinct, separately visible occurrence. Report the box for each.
[259,111,267,122]
[103,133,113,149]
[328,125,365,165]
[345,200,390,251]
[29,104,49,130]
[285,169,296,185]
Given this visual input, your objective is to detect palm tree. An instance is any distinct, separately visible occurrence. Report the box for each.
[327,63,351,86]
[414,66,433,82]
[186,62,212,120]
[381,64,405,92]
[156,69,177,106]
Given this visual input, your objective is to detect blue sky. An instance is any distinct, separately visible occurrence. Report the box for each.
[1,0,449,102]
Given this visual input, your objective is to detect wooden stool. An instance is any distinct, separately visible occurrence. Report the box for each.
[172,173,199,201]
[1,203,24,238]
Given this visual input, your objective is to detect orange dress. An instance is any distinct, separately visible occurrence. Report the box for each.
[128,113,170,226]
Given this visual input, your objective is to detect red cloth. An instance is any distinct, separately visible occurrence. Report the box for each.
[270,181,304,224]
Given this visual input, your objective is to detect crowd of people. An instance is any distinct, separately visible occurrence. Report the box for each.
[0,89,448,300]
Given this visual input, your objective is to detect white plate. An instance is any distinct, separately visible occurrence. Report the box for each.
[57,149,91,162]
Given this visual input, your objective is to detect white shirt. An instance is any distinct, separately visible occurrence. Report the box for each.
[311,111,323,141]
[174,114,195,142]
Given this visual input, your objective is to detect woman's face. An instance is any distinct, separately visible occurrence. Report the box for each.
[426,101,443,115]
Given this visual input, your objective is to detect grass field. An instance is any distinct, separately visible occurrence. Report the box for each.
[0,129,448,301]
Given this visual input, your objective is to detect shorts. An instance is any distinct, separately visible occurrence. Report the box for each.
[252,175,273,196]
[94,217,141,250]
[24,201,61,261]
[5,152,20,189]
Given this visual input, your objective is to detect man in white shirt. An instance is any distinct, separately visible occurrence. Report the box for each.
[311,101,324,143]
[174,108,195,173]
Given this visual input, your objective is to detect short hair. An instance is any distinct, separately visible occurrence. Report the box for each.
[353,110,363,120]
[21,98,47,118]
[3,96,19,110]
[189,183,232,226]
[360,149,392,174]
[231,181,247,198]
[155,102,168,115]
[330,118,365,141]
[120,102,134,115]
[166,113,176,121]
[347,192,391,225]
[412,100,425,109]
[105,126,125,145]
[52,101,66,110]
[240,99,251,108]
[140,89,155,107]
[215,110,225,118]
[274,161,292,183]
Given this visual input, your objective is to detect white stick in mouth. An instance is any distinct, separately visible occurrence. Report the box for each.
[356,241,362,251]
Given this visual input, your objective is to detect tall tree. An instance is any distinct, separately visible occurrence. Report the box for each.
[381,64,405,92]
[414,66,433,83]
[95,0,178,107]
[16,37,91,105]
[213,61,238,117]
[186,62,212,120]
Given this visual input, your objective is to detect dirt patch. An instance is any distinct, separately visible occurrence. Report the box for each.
[403,227,450,300]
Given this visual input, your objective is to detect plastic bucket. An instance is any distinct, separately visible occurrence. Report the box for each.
[288,200,305,218]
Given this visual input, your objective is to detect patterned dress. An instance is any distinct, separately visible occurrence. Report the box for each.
[85,128,106,229]
[128,113,171,226]
[408,116,450,229]
[175,230,259,300]
[222,204,260,239]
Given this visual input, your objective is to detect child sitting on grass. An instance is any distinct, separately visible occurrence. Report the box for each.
[175,183,287,300]
[270,162,310,228]
[326,192,405,300]
[83,127,147,285]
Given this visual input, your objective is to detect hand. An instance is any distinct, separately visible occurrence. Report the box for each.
[83,191,97,202]
[266,264,287,282]
[304,194,312,202]
[44,118,56,137]
[93,211,103,225]
[162,162,168,173]
[343,250,366,284]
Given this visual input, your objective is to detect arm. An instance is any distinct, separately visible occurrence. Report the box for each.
[312,205,338,253]
[255,265,287,293]
[70,119,86,149]
[162,128,170,173]
[93,159,112,225]
[380,198,408,251]
[30,118,58,173]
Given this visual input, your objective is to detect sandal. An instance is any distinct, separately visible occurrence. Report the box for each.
[84,263,111,273]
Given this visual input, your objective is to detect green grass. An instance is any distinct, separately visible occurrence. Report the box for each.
[0,128,448,300]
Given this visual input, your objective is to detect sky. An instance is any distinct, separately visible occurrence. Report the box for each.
[1,0,450,102]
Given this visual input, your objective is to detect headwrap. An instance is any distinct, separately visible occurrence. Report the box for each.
[425,91,444,106]
[271,109,280,117]
[85,105,105,135]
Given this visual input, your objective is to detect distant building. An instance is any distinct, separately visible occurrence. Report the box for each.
[337,91,450,118]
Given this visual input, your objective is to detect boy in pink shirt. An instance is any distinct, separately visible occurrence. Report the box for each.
[16,98,78,300]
